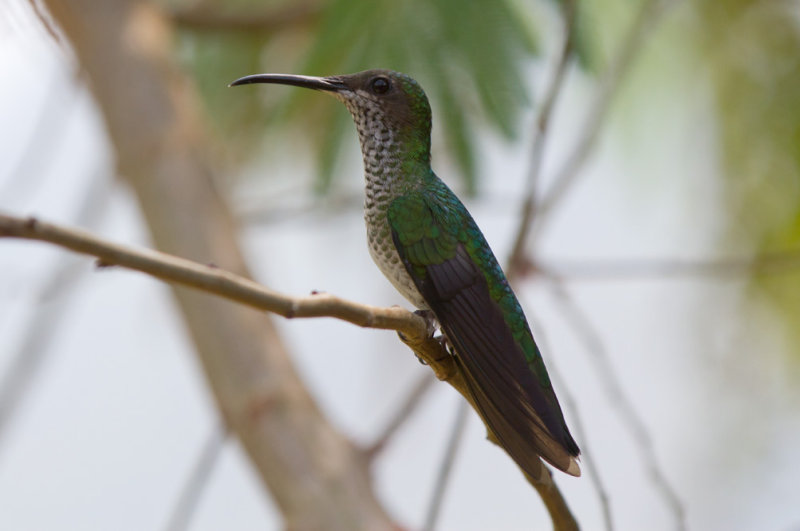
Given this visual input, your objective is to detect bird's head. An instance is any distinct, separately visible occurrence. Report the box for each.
[231,69,432,163]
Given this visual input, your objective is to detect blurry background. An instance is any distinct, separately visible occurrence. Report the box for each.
[1,0,799,530]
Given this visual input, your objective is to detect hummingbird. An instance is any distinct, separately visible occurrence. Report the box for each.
[230,69,580,482]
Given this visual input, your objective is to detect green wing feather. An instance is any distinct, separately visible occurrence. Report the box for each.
[388,189,580,479]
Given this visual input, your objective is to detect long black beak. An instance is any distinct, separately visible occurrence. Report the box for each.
[229,73,346,92]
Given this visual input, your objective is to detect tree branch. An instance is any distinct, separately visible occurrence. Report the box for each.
[0,214,428,337]
[546,279,686,530]
[364,372,436,460]
[0,211,579,529]
[537,253,800,280]
[507,0,577,277]
[422,401,469,531]
[164,423,227,531]
[533,0,680,239]
[37,0,397,525]
[526,307,614,531]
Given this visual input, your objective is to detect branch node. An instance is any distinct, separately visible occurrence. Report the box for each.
[24,216,39,231]
[94,258,115,269]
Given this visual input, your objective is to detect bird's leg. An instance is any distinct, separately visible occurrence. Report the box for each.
[396,309,437,342]
[436,331,455,357]
[412,310,456,357]
[415,309,438,337]
[397,309,450,365]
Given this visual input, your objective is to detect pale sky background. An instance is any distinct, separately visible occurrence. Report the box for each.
[1,3,799,531]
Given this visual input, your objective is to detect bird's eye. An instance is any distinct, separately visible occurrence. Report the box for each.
[370,76,391,94]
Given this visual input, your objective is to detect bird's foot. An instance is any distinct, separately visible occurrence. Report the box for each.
[413,309,438,337]
[436,333,455,356]
[397,309,442,365]
[396,309,437,342]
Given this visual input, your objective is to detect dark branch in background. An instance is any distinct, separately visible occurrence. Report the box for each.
[169,1,322,32]
[164,423,228,531]
[422,401,469,531]
[0,169,110,446]
[502,1,683,525]
[238,191,364,226]
[546,279,687,530]
[526,307,614,531]
[26,0,62,45]
[0,212,579,531]
[532,0,681,241]
[537,253,800,280]
[507,0,577,276]
[364,373,436,460]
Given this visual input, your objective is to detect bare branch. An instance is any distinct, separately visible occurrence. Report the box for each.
[533,0,680,238]
[38,0,390,527]
[526,307,614,531]
[365,372,436,460]
[0,213,429,338]
[422,401,469,531]
[529,471,580,531]
[164,424,228,531]
[0,212,580,528]
[0,212,457,405]
[550,362,614,531]
[507,0,577,277]
[546,279,686,530]
[537,252,800,280]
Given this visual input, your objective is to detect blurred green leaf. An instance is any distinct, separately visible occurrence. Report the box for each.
[175,29,269,147]
[294,0,544,194]
[694,0,800,352]
[176,0,546,194]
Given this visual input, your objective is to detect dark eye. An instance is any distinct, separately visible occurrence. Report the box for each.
[370,76,391,94]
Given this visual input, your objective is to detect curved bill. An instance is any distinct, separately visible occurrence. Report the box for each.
[229,73,346,92]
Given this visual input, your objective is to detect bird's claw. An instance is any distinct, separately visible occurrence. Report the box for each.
[413,309,438,338]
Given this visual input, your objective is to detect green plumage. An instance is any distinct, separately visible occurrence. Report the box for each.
[231,68,581,481]
[388,179,562,416]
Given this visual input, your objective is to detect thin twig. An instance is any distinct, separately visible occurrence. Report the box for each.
[26,0,61,44]
[547,279,686,530]
[507,0,577,276]
[0,213,428,338]
[165,424,228,531]
[422,400,469,531]
[526,306,614,531]
[365,372,437,459]
[537,252,800,280]
[533,0,680,239]
[238,191,363,226]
